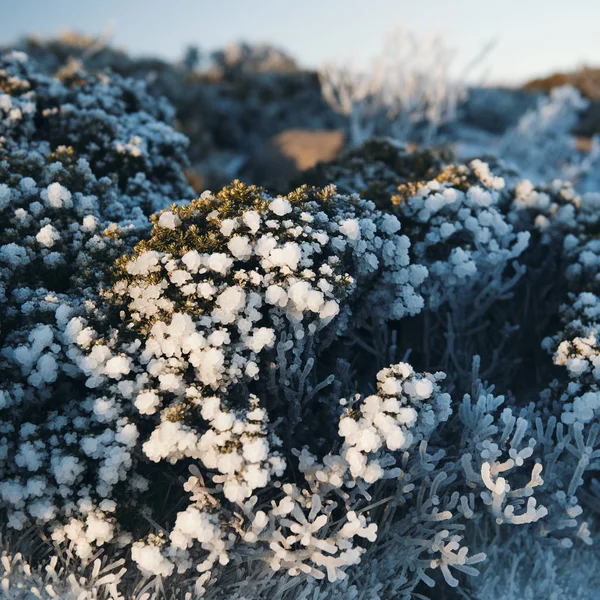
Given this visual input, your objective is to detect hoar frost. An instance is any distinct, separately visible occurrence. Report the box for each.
[1,47,600,600]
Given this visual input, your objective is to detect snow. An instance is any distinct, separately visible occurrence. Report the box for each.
[0,183,10,209]
[36,224,61,247]
[132,542,175,577]
[103,356,132,378]
[207,252,234,274]
[0,243,30,267]
[268,242,302,271]
[269,197,293,216]
[43,182,72,209]
[243,210,261,233]
[228,235,253,259]
[158,211,181,229]
[246,327,275,352]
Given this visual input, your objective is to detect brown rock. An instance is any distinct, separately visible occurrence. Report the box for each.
[271,129,345,171]
[246,128,345,191]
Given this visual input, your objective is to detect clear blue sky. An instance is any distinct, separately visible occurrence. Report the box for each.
[0,0,597,84]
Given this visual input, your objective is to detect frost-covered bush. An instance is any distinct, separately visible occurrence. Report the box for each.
[305,139,534,385]
[0,48,195,587]
[0,48,193,396]
[49,181,428,568]
[1,166,442,595]
[319,29,468,146]
[498,85,591,184]
[0,50,192,219]
[305,139,527,311]
[303,137,451,208]
[0,48,192,332]
[542,220,600,433]
[390,159,530,311]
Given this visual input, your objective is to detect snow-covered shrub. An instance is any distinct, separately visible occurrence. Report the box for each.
[514,176,600,560]
[391,159,530,311]
[543,229,600,427]
[498,85,590,184]
[0,48,192,324]
[0,48,194,584]
[303,137,451,208]
[538,182,600,402]
[305,139,527,312]
[0,50,192,219]
[319,29,468,146]
[306,139,534,385]
[0,47,193,395]
[82,182,429,570]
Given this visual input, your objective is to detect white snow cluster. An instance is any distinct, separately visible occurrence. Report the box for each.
[336,363,451,482]
[508,177,600,244]
[399,159,530,309]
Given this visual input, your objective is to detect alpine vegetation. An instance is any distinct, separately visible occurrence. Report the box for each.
[0,48,599,600]
[319,28,468,147]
